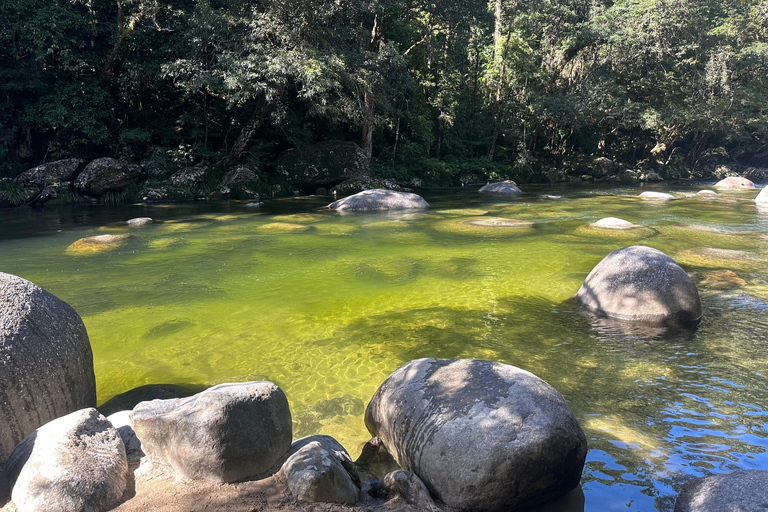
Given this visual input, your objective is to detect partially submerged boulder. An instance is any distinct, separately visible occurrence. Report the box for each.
[5,408,128,512]
[130,381,292,483]
[127,217,153,227]
[14,158,85,188]
[281,439,359,505]
[365,358,587,511]
[674,470,768,512]
[275,141,368,191]
[329,189,429,212]
[478,181,522,197]
[0,272,96,462]
[697,190,718,198]
[590,217,639,230]
[714,176,755,190]
[639,191,675,201]
[66,234,134,255]
[576,245,702,325]
[74,158,146,196]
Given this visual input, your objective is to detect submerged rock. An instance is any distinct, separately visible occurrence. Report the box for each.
[66,234,134,255]
[329,189,429,212]
[5,408,128,512]
[639,191,675,201]
[130,381,292,483]
[590,217,639,229]
[576,245,702,325]
[478,181,523,197]
[365,358,587,511]
[282,439,359,505]
[127,217,153,227]
[674,470,768,512]
[697,190,718,198]
[0,272,96,462]
[15,158,85,188]
[432,216,534,236]
[74,158,146,196]
[714,176,755,189]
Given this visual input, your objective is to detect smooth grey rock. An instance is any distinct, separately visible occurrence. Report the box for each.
[14,158,85,188]
[377,470,439,511]
[576,245,702,325]
[130,381,292,483]
[714,176,755,189]
[288,435,360,488]
[591,217,638,229]
[0,272,96,463]
[479,181,522,197]
[245,202,264,208]
[365,358,587,511]
[674,470,768,512]
[98,383,199,417]
[169,165,207,186]
[587,157,615,177]
[74,158,146,196]
[639,191,675,201]
[282,440,359,505]
[108,410,144,465]
[126,217,153,227]
[6,408,128,512]
[698,190,718,198]
[755,188,768,203]
[618,169,639,183]
[329,189,429,212]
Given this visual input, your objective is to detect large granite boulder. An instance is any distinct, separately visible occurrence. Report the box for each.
[14,158,85,188]
[479,181,523,197]
[74,158,146,196]
[576,245,702,325]
[281,439,359,505]
[714,176,756,189]
[329,189,429,212]
[365,358,587,511]
[130,381,292,483]
[755,187,768,203]
[275,141,368,191]
[674,470,768,512]
[108,410,144,465]
[0,272,96,463]
[5,408,128,512]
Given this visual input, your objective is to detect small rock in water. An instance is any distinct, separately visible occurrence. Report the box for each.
[639,191,675,201]
[591,217,638,229]
[697,190,718,197]
[5,408,128,512]
[541,194,562,199]
[674,470,768,512]
[130,381,292,483]
[245,201,264,208]
[126,217,153,227]
[478,181,523,197]
[714,176,756,189]
[282,439,360,505]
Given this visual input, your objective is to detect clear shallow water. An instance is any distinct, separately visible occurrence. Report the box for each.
[1,183,768,511]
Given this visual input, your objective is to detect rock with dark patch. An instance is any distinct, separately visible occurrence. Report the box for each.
[374,470,440,511]
[29,184,59,206]
[329,189,429,212]
[169,165,208,186]
[618,170,639,183]
[99,383,200,417]
[287,435,361,489]
[0,272,96,463]
[108,410,144,465]
[714,176,755,189]
[365,358,588,511]
[14,158,85,188]
[478,181,523,197]
[5,408,128,512]
[755,187,768,203]
[275,141,368,191]
[281,440,359,505]
[591,217,638,230]
[587,157,615,177]
[74,158,146,196]
[639,191,675,201]
[127,217,153,227]
[576,245,702,325]
[130,381,292,483]
[674,470,768,512]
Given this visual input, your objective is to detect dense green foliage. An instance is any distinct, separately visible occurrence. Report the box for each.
[1,0,767,182]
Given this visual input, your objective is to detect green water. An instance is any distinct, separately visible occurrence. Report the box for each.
[2,183,768,511]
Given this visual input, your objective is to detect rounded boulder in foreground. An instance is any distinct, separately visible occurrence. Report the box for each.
[0,272,96,463]
[365,358,587,511]
[130,381,292,483]
[328,189,429,212]
[576,246,702,325]
[714,176,755,189]
[479,181,522,197]
[674,470,768,512]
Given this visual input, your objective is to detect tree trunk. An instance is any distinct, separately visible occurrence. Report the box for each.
[219,94,266,166]
[361,14,385,163]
